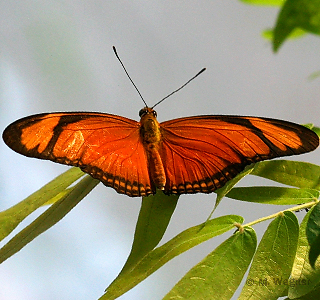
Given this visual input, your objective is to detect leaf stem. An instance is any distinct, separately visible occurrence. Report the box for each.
[242,200,319,228]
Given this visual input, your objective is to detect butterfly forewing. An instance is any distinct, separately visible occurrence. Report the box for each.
[3,112,153,197]
[159,115,319,194]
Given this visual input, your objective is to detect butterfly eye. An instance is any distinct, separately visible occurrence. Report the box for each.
[152,110,157,118]
[139,108,147,117]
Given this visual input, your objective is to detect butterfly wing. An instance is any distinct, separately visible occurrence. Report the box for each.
[3,112,153,196]
[160,115,319,194]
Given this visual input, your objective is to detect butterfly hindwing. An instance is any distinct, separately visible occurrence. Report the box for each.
[159,115,319,194]
[2,112,153,196]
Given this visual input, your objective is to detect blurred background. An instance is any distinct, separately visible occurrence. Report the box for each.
[0,1,319,299]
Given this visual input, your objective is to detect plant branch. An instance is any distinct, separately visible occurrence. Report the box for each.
[241,199,319,228]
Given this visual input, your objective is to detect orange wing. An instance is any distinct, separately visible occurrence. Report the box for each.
[159,115,319,194]
[2,112,152,196]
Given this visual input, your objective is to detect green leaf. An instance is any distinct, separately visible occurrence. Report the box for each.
[303,124,320,132]
[0,175,99,264]
[0,167,85,242]
[311,126,320,137]
[240,0,285,5]
[101,215,243,300]
[251,160,320,190]
[308,71,320,80]
[289,206,320,298]
[163,227,257,300]
[306,202,320,267]
[239,211,299,299]
[286,283,320,299]
[226,186,319,205]
[203,165,254,224]
[214,165,255,209]
[263,27,306,40]
[120,191,178,273]
[273,0,320,51]
[306,202,320,245]
[309,234,320,269]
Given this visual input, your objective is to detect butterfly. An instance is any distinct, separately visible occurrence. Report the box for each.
[2,107,319,197]
[2,47,319,197]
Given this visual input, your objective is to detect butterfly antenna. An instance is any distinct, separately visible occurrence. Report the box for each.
[152,67,206,109]
[113,46,148,107]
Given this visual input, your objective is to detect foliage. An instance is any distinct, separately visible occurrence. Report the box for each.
[1,150,320,299]
[242,0,320,51]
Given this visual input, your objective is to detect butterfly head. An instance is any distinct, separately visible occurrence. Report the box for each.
[139,107,157,119]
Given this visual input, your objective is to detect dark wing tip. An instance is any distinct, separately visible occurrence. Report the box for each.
[292,125,319,155]
[2,121,23,153]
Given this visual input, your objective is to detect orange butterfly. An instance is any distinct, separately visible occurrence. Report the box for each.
[2,48,319,197]
[2,107,319,197]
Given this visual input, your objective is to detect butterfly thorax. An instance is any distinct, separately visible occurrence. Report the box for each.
[139,107,160,142]
[139,107,166,191]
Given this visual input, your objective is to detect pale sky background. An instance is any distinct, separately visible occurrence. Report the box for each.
[0,1,319,300]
